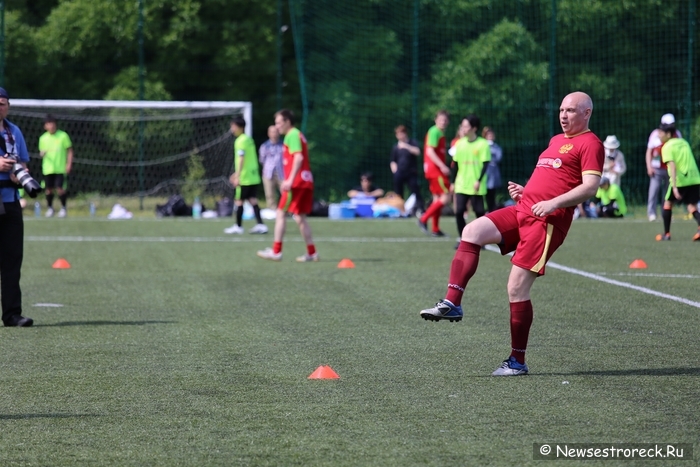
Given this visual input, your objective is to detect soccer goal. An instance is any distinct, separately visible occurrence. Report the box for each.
[9,99,251,199]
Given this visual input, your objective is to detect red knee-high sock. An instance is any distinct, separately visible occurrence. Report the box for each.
[444,241,481,306]
[431,203,443,232]
[509,300,533,364]
[420,201,443,226]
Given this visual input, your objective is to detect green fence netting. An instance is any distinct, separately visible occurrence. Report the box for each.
[288,0,699,206]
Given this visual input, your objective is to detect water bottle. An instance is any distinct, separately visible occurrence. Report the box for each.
[89,202,96,217]
[34,201,41,218]
[192,196,202,219]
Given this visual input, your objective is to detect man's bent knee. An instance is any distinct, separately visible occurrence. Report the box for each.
[461,216,501,245]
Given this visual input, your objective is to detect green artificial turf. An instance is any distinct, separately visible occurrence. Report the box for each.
[1,214,697,466]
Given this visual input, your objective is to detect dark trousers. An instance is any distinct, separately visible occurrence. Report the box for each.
[0,201,23,322]
[393,171,424,213]
[485,188,498,212]
[598,203,623,218]
[454,193,485,236]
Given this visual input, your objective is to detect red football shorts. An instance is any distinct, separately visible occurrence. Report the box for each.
[279,187,314,215]
[427,176,451,195]
[485,205,566,276]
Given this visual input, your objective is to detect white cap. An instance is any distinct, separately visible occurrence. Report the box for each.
[660,113,675,125]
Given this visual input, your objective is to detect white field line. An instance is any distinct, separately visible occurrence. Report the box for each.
[546,262,700,308]
[482,245,700,309]
[597,272,700,279]
[25,236,450,243]
[26,235,700,308]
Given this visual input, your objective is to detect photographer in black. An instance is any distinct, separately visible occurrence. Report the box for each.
[0,88,33,327]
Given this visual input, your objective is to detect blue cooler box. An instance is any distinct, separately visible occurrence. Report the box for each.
[328,203,356,220]
[351,197,374,218]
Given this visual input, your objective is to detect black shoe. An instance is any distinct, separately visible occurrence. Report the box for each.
[417,219,429,234]
[4,315,34,327]
[431,230,446,238]
[454,240,460,250]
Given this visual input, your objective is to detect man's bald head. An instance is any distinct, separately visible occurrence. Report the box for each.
[566,91,592,111]
[559,91,593,136]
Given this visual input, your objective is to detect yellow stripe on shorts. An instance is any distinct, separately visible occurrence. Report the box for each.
[530,223,554,273]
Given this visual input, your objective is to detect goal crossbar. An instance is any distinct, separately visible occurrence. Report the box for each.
[11,100,253,137]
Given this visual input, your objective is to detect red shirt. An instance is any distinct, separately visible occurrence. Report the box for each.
[423,125,446,179]
[517,131,604,234]
[282,127,314,190]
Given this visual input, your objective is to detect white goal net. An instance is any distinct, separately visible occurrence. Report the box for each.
[9,99,251,198]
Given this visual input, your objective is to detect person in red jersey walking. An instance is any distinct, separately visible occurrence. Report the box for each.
[418,110,451,237]
[257,109,318,262]
[419,92,604,376]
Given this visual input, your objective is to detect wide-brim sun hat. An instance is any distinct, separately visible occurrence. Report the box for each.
[603,135,620,149]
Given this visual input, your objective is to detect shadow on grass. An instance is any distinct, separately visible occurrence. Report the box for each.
[538,367,700,377]
[0,413,102,420]
[37,320,176,327]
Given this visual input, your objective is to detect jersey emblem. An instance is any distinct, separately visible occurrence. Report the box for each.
[559,143,574,154]
[552,158,562,168]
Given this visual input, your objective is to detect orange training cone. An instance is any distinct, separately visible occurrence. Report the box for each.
[52,258,71,269]
[629,259,647,269]
[337,258,355,269]
[308,365,340,379]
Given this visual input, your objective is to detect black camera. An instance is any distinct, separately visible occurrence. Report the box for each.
[7,156,42,198]
[0,132,42,198]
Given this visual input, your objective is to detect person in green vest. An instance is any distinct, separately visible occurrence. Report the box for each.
[451,114,491,238]
[224,116,267,235]
[591,177,626,218]
[38,115,73,218]
[655,123,700,241]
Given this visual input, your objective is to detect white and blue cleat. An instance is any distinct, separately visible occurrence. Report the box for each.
[491,356,529,376]
[420,299,463,322]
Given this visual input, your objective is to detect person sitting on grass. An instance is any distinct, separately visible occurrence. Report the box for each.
[347,172,384,200]
[590,177,626,218]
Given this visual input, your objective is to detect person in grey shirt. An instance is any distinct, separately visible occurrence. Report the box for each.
[258,125,284,209]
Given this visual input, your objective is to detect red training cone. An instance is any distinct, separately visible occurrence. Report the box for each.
[629,259,647,269]
[52,258,71,269]
[308,365,340,379]
[337,258,355,269]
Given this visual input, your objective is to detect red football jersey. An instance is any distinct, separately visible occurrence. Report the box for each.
[282,127,314,190]
[517,131,604,234]
[423,125,446,179]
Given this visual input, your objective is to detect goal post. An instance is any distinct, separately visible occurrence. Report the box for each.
[8,99,252,201]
